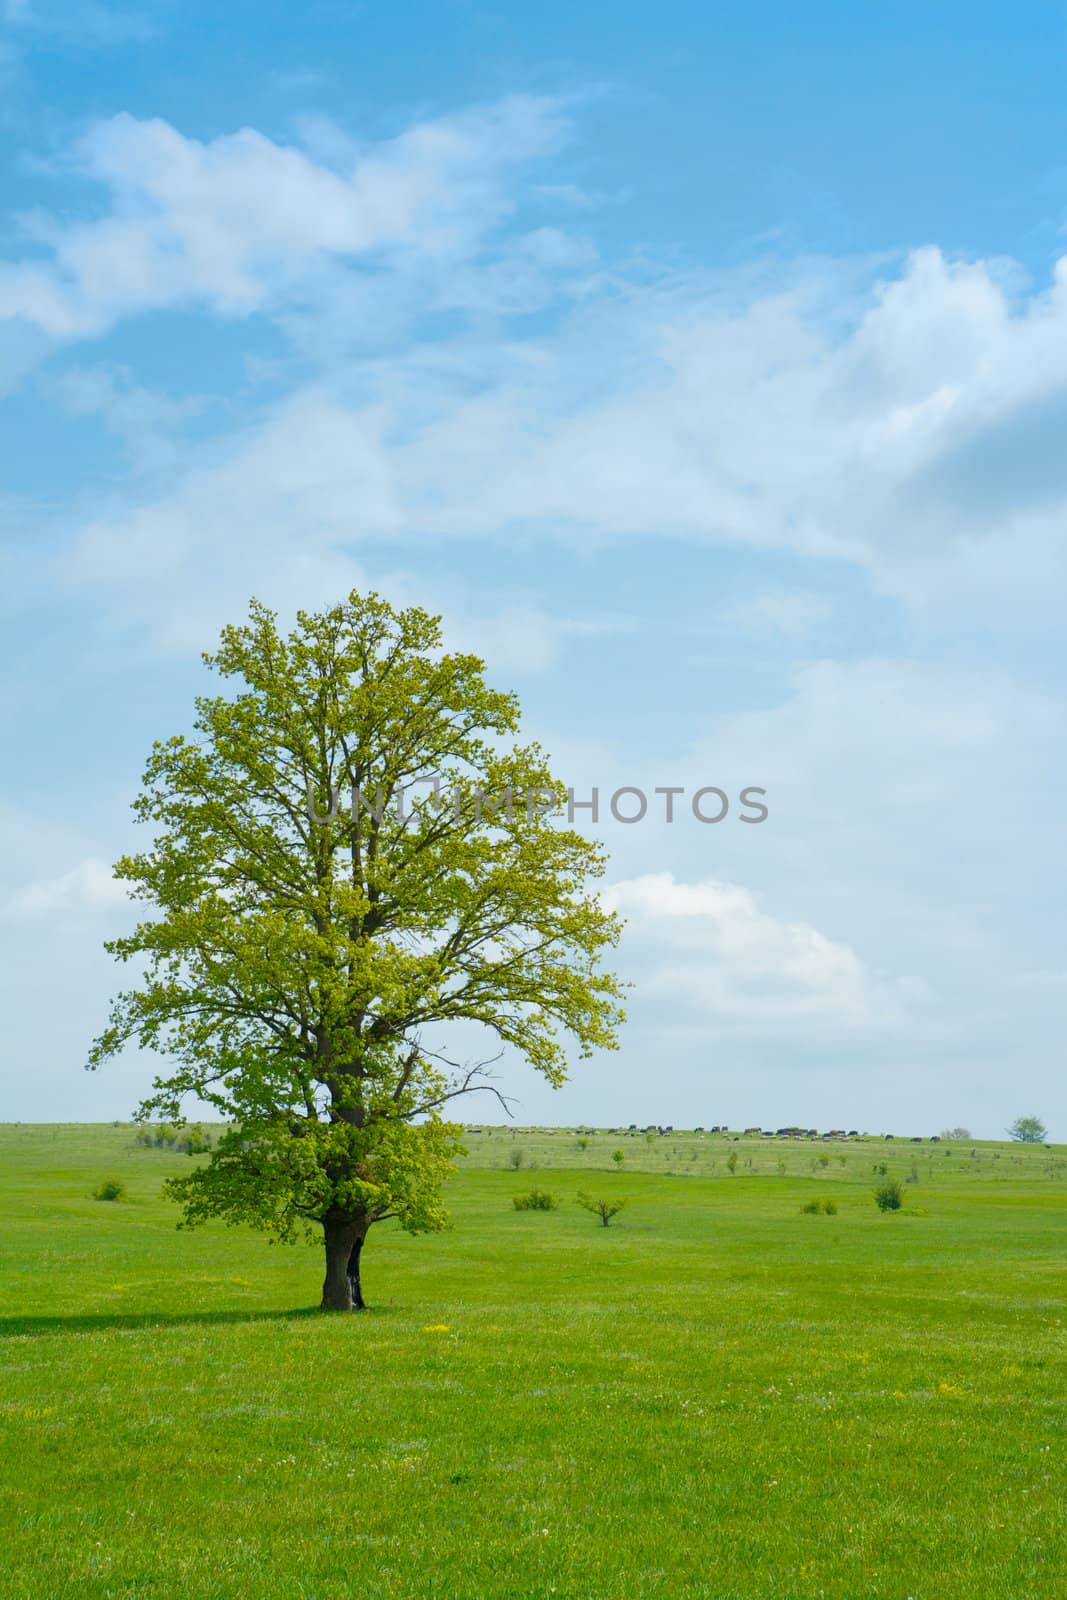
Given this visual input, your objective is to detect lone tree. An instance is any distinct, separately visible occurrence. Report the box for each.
[576,1192,627,1227]
[1008,1115,1048,1144]
[89,593,624,1310]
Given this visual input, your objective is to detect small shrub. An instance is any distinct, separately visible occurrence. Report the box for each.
[822,1198,838,1215]
[874,1177,904,1212]
[576,1192,626,1227]
[93,1179,126,1202]
[508,1148,526,1170]
[612,1149,625,1167]
[512,1188,558,1211]
[800,1197,838,1215]
[726,1151,738,1174]
[817,1153,830,1168]
[575,1137,589,1152]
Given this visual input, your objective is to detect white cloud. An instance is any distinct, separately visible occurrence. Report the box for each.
[603,870,923,1030]
[47,235,1067,631]
[0,96,571,337]
[49,362,204,474]
[7,102,1067,629]
[2,856,129,918]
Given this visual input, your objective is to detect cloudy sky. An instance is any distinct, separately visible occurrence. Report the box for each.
[2,1,1065,1135]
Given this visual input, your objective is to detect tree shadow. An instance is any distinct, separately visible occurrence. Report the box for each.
[0,1305,393,1338]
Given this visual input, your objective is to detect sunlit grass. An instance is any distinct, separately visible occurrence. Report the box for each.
[1,1123,1064,1597]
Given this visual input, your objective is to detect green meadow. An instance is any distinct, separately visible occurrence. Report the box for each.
[1,1123,1065,1599]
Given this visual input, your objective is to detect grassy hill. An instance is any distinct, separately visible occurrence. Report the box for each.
[1,1123,1064,1597]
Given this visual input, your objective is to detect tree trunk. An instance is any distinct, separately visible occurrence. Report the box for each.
[347,1234,365,1311]
[320,1217,368,1311]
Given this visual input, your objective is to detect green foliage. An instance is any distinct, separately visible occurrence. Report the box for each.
[576,1191,627,1227]
[1008,1115,1048,1144]
[875,1177,904,1212]
[93,1178,126,1201]
[512,1188,558,1211]
[726,1151,738,1174]
[508,1148,526,1170]
[612,1148,624,1166]
[88,592,624,1306]
[800,1197,837,1215]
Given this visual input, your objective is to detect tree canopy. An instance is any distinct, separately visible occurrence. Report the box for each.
[89,592,625,1307]
[1007,1115,1048,1145]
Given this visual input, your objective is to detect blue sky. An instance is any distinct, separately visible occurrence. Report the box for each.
[2,1,1066,1135]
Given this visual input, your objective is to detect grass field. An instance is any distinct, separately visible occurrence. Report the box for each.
[1,1122,1065,1598]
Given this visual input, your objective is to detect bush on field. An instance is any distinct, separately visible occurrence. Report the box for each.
[874,1177,904,1212]
[800,1197,837,1215]
[508,1148,526,1169]
[93,1178,126,1201]
[134,1124,213,1153]
[512,1189,558,1211]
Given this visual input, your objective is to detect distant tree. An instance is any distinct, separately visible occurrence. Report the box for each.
[874,1177,903,1212]
[1008,1115,1048,1145]
[612,1148,624,1167]
[89,592,624,1311]
[939,1127,972,1141]
[577,1192,626,1227]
